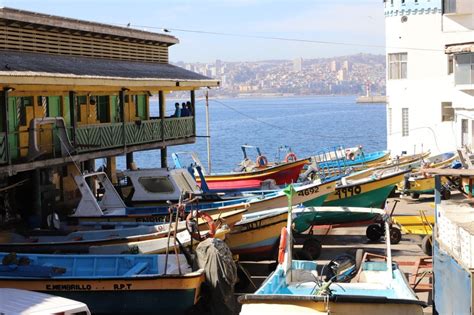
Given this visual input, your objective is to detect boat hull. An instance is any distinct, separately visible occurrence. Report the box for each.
[0,276,203,314]
[321,171,406,208]
[198,159,308,191]
[292,207,383,234]
[226,211,287,259]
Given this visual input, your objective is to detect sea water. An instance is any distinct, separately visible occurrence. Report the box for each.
[111,95,386,173]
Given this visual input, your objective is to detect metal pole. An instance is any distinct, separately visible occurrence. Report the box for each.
[2,88,10,164]
[205,90,211,173]
[159,91,167,168]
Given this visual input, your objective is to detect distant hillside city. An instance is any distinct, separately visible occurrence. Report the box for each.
[173,53,385,97]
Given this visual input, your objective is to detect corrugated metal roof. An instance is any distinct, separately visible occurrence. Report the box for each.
[0,50,212,81]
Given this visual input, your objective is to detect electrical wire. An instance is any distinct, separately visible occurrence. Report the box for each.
[117,23,444,53]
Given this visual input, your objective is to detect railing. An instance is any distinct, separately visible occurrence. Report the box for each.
[76,117,194,153]
[0,132,6,164]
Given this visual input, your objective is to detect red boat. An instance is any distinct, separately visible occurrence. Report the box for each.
[195,158,309,191]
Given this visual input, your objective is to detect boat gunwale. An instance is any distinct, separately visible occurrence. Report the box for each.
[238,293,427,307]
[0,269,206,281]
[199,158,310,181]
[341,169,410,188]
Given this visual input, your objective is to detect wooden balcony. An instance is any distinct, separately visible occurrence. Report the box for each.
[0,117,195,174]
[76,117,194,152]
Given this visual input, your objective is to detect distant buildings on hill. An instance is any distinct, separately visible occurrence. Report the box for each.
[173,53,385,97]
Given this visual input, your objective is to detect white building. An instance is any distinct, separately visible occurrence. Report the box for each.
[293,57,303,72]
[385,0,474,156]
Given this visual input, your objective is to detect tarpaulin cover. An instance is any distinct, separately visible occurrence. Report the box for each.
[196,238,237,315]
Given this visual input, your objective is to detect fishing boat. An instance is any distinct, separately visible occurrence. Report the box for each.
[118,167,275,206]
[363,151,430,171]
[172,151,309,191]
[239,202,425,314]
[402,152,458,198]
[0,207,238,254]
[71,171,336,224]
[225,208,288,259]
[0,252,204,314]
[226,206,385,260]
[319,168,408,208]
[314,148,390,169]
[292,206,385,234]
[89,225,230,254]
[0,223,181,254]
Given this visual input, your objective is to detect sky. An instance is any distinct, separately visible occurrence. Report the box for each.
[1,0,386,62]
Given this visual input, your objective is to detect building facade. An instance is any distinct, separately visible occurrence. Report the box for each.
[385,0,474,156]
[0,8,218,227]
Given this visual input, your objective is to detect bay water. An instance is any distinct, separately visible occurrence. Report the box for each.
[113,96,386,173]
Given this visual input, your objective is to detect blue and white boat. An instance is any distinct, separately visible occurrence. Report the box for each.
[239,201,425,315]
[0,252,204,314]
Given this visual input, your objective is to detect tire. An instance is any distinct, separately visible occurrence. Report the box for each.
[441,188,451,200]
[366,224,384,241]
[422,235,433,256]
[302,238,322,260]
[411,192,420,199]
[293,249,313,261]
[390,227,402,244]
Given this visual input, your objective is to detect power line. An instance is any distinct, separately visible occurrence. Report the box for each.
[118,23,444,53]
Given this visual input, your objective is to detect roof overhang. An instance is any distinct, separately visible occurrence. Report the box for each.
[445,42,474,54]
[0,51,219,91]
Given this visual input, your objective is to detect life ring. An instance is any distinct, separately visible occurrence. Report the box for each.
[278,227,288,264]
[284,152,298,163]
[256,155,269,167]
[345,150,356,161]
[186,211,216,242]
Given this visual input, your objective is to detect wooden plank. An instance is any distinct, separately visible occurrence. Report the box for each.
[424,168,474,176]
[0,8,179,45]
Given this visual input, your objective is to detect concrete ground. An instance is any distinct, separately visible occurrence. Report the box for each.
[235,194,435,314]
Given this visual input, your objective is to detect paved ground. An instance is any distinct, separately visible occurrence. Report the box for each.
[235,194,436,314]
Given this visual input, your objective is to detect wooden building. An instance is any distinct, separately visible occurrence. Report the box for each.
[0,7,218,227]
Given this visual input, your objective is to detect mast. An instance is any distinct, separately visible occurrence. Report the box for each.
[205,90,212,173]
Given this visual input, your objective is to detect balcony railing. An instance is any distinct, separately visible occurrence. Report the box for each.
[76,117,194,153]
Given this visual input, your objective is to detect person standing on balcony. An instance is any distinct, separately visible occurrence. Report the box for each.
[173,102,181,117]
[181,102,190,117]
[186,101,193,116]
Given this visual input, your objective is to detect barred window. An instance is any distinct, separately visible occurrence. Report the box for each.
[388,53,407,80]
[402,108,409,137]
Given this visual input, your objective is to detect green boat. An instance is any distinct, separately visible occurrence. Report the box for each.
[308,169,408,209]
[292,206,385,234]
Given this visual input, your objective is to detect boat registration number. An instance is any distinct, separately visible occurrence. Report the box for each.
[335,185,362,199]
[297,186,319,196]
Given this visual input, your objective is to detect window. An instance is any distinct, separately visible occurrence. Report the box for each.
[455,53,474,85]
[388,108,392,135]
[462,119,468,146]
[448,55,454,74]
[138,176,175,194]
[402,108,409,137]
[443,0,456,14]
[388,53,407,80]
[442,102,454,122]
